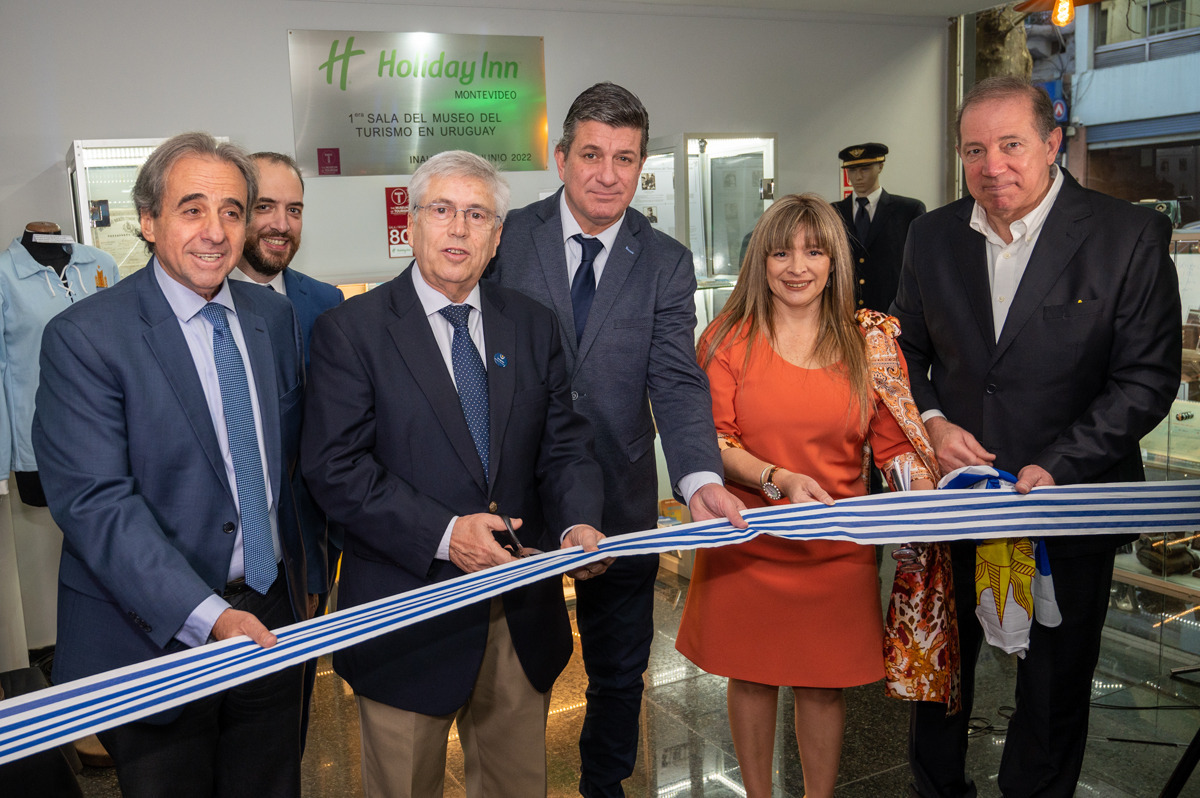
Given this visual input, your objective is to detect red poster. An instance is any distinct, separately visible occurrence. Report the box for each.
[386,186,412,259]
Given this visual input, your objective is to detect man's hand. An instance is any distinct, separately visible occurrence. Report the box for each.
[689,483,749,529]
[307,593,320,620]
[562,524,611,580]
[449,513,520,573]
[212,608,277,648]
[925,416,996,472]
[1014,464,1055,494]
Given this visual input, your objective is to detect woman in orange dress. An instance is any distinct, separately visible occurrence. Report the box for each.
[675,194,934,798]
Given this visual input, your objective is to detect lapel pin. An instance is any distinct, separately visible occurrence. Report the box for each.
[494,353,508,368]
[625,246,635,255]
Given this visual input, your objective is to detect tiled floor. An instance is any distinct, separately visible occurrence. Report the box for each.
[72,568,1200,797]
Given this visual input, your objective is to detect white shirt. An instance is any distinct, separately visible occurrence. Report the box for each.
[557,193,721,507]
[969,165,1064,340]
[155,260,281,647]
[230,264,287,296]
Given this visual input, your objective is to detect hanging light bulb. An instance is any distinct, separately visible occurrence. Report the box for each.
[1051,0,1075,26]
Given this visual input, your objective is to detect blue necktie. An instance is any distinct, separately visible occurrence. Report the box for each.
[438,304,490,483]
[855,197,871,243]
[200,303,275,594]
[571,234,603,344]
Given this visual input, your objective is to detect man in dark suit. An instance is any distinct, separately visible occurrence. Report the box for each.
[834,142,926,313]
[231,150,345,750]
[490,81,746,798]
[32,133,316,796]
[891,77,1181,798]
[301,150,607,797]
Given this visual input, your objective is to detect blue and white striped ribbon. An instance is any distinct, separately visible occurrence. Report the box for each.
[2,480,1197,766]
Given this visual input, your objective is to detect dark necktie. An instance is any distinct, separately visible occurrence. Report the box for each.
[571,234,603,344]
[438,304,490,483]
[855,196,871,243]
[199,303,275,594]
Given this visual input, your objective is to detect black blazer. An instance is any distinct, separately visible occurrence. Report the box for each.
[836,189,926,313]
[891,169,1181,556]
[490,190,723,535]
[301,267,603,714]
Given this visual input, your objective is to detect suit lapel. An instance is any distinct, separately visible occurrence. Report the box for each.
[387,269,488,491]
[865,191,891,247]
[949,202,999,356]
[995,174,1091,359]
[136,267,232,499]
[577,215,640,363]
[481,286,515,496]
[236,295,283,500]
[532,194,578,361]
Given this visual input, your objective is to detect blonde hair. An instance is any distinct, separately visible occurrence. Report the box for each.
[698,193,870,428]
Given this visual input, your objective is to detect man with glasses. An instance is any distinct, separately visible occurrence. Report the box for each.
[301,150,608,797]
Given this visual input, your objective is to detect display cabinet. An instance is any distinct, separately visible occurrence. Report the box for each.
[633,134,776,286]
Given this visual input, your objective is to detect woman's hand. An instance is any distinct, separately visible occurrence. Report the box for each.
[774,469,835,506]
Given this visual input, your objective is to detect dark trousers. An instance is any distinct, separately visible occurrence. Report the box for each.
[909,541,1115,798]
[98,573,303,798]
[574,552,659,798]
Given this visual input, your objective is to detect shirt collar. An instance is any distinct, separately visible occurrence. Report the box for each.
[229,264,287,295]
[410,262,482,317]
[558,190,625,252]
[969,165,1063,245]
[153,257,235,322]
[854,186,883,207]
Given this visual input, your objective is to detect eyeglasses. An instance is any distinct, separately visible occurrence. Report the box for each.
[415,203,500,230]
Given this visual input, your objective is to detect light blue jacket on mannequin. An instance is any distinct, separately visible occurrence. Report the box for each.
[0,237,120,477]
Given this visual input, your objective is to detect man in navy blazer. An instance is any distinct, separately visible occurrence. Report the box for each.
[302,151,607,796]
[232,150,345,750]
[233,152,343,588]
[490,82,746,798]
[891,78,1180,798]
[833,142,926,314]
[32,133,314,796]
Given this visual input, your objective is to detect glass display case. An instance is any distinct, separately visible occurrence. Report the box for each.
[66,138,173,278]
[633,134,776,287]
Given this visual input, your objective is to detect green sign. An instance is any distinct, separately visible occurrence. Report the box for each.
[289,30,548,176]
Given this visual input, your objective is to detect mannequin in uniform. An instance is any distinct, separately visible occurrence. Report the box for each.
[833,143,926,313]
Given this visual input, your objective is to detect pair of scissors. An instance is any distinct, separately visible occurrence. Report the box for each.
[493,512,525,558]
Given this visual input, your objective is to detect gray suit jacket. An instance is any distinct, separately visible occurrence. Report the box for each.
[490,190,722,534]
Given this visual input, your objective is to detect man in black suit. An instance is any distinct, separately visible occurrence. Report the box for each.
[892,77,1180,798]
[490,81,746,798]
[834,142,925,313]
[301,150,607,797]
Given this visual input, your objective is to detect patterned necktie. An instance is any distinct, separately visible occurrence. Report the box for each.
[855,196,871,243]
[571,234,604,344]
[200,303,275,594]
[438,304,490,483]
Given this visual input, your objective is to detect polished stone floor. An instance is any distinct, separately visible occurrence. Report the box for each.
[70,568,1200,797]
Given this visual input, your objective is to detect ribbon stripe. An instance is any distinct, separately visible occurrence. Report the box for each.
[2,481,1197,765]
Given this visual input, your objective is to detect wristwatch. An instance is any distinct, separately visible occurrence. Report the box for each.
[760,465,782,501]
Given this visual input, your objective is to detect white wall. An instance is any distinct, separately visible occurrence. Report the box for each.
[0,0,950,285]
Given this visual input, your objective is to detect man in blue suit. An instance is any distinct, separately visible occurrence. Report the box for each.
[32,133,315,797]
[490,82,746,798]
[231,150,345,750]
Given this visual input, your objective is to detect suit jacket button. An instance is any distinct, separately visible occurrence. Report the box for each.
[857,300,864,306]
[488,501,498,513]
[985,384,998,394]
[858,278,866,285]
[858,257,866,263]
[571,391,579,401]
[223,522,235,533]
